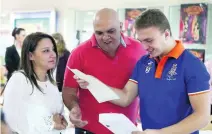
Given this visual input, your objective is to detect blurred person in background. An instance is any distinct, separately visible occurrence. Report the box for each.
[1,110,12,134]
[52,33,70,92]
[5,27,26,80]
[205,58,212,114]
[3,32,68,134]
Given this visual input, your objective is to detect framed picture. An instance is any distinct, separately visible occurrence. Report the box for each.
[180,3,208,44]
[11,10,57,35]
[187,49,205,62]
[124,8,146,38]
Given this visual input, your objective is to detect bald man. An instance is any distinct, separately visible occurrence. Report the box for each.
[62,8,146,134]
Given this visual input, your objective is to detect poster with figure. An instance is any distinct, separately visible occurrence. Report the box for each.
[187,49,205,62]
[124,8,146,38]
[180,3,208,44]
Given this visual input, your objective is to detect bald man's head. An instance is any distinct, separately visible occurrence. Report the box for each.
[94,8,119,24]
[93,8,120,30]
[93,8,121,57]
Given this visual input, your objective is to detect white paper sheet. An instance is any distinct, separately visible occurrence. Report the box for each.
[68,68,120,103]
[99,113,139,134]
[200,131,212,134]
[62,128,75,134]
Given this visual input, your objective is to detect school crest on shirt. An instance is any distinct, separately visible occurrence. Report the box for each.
[145,61,153,73]
[167,64,177,80]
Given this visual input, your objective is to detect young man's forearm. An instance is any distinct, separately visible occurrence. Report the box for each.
[160,112,210,134]
[110,87,129,107]
[110,86,138,107]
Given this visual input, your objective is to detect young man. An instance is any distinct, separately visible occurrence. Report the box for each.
[62,8,146,134]
[76,9,210,134]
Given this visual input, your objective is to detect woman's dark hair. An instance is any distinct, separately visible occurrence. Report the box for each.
[20,32,58,93]
[12,27,25,39]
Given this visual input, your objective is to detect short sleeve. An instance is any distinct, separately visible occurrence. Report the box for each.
[3,72,30,133]
[63,48,82,88]
[185,57,210,96]
[129,59,143,84]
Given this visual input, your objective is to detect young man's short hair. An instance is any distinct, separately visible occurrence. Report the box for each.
[135,9,172,36]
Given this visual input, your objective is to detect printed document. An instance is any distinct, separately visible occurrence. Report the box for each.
[99,113,139,134]
[68,68,120,103]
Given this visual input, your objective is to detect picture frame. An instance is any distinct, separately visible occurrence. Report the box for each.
[187,49,205,63]
[11,10,57,35]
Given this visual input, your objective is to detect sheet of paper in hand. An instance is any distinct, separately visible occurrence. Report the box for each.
[68,68,120,103]
[99,113,139,134]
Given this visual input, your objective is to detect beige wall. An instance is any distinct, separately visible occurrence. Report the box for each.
[1,0,211,34]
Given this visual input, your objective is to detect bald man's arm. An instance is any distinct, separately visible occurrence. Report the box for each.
[62,87,79,110]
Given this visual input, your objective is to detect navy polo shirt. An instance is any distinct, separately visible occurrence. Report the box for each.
[130,41,210,134]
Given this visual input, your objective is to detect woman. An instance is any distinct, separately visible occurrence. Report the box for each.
[5,27,26,80]
[3,32,68,134]
[52,33,70,92]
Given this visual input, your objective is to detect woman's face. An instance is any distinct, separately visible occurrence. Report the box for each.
[16,30,26,44]
[30,38,57,72]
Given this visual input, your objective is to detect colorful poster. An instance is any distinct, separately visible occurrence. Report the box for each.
[180,3,208,44]
[187,49,205,62]
[124,8,146,38]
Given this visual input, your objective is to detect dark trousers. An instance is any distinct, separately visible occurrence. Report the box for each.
[75,128,95,134]
[211,104,212,115]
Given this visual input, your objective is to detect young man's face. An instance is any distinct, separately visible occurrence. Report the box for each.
[136,27,169,58]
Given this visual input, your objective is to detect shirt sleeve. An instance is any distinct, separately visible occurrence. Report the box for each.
[185,57,210,96]
[3,72,30,134]
[63,48,82,88]
[5,47,14,73]
[129,60,142,84]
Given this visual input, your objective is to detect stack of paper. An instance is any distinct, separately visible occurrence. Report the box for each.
[99,113,139,134]
[68,68,120,103]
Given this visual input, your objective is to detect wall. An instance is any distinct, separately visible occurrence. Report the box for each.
[1,0,212,58]
[1,0,211,34]
[72,3,212,60]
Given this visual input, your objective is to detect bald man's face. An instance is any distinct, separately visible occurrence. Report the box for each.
[93,19,121,54]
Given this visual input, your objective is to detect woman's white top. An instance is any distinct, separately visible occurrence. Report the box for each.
[3,72,64,134]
